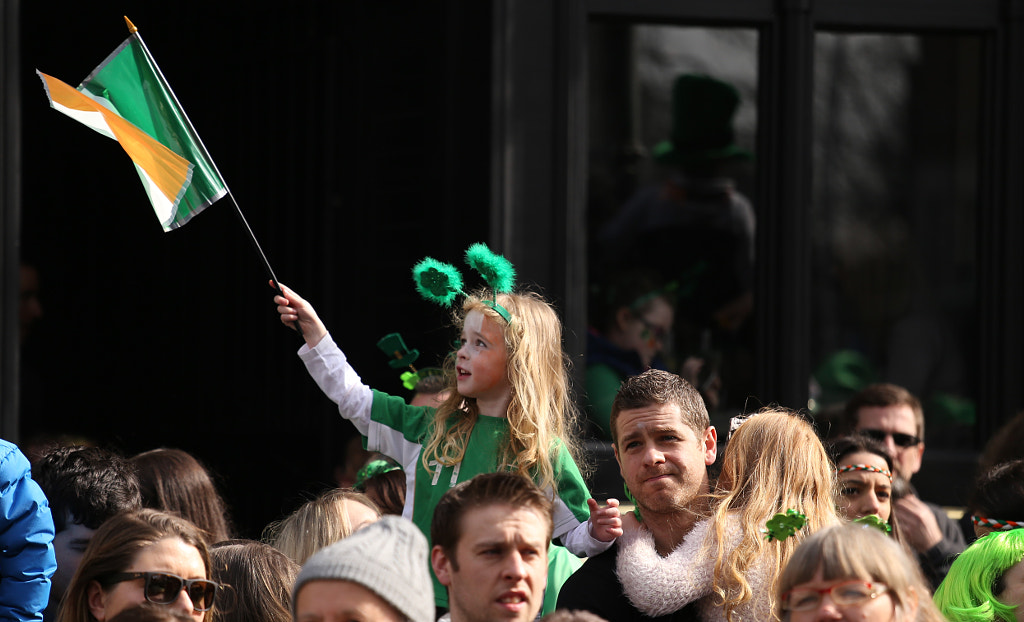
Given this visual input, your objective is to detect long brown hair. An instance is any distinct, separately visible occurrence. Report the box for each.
[57,509,211,622]
[132,449,232,543]
[209,540,299,622]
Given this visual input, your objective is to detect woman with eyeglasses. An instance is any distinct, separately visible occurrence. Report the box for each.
[57,509,219,622]
[776,523,947,622]
[828,434,904,542]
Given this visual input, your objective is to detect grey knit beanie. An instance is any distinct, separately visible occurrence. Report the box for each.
[292,515,433,622]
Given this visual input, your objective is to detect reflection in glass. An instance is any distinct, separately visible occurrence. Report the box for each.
[586,25,759,436]
[810,33,979,449]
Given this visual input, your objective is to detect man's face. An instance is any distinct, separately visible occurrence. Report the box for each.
[432,504,549,622]
[613,402,717,515]
[52,521,96,600]
[855,405,924,480]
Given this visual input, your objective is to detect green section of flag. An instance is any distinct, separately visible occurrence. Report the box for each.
[79,34,226,230]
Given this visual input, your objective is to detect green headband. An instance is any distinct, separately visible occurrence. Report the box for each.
[412,243,516,323]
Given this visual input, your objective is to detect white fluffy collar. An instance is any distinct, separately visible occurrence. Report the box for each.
[615,517,774,622]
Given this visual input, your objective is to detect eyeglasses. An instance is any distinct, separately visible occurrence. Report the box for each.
[102,572,219,612]
[782,580,888,611]
[636,316,670,342]
[861,428,921,448]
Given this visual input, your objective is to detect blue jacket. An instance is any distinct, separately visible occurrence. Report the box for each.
[0,440,56,621]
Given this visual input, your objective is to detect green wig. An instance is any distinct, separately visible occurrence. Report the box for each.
[934,529,1024,622]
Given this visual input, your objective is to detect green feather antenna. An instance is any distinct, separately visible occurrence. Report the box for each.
[465,243,516,293]
[464,243,515,323]
[412,257,464,306]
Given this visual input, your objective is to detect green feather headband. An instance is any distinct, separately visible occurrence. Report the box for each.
[412,243,516,323]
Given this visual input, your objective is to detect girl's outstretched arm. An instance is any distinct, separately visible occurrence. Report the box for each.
[271,281,328,349]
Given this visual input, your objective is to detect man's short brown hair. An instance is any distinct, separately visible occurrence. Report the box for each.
[431,472,553,569]
[610,369,709,446]
[843,383,925,438]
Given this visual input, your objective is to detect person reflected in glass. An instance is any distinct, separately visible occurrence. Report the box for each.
[595,74,755,413]
[585,271,678,440]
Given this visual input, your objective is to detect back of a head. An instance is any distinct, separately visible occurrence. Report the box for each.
[358,469,407,516]
[610,369,708,446]
[978,410,1024,476]
[777,523,945,622]
[33,445,142,531]
[266,488,381,565]
[292,515,434,622]
[132,448,232,542]
[934,529,1024,622]
[210,540,299,622]
[57,509,211,622]
[718,408,837,529]
[970,460,1024,531]
[431,472,554,558]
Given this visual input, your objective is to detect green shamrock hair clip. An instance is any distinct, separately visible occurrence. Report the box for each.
[354,459,403,490]
[853,514,892,534]
[412,243,516,323]
[762,509,807,542]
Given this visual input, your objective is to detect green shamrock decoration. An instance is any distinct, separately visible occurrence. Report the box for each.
[761,509,808,542]
[853,514,892,534]
[401,370,420,391]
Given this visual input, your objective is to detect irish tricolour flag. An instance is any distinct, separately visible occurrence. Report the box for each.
[37,18,226,231]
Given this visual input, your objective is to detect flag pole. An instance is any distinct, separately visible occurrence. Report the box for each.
[121,18,296,321]
[123,17,300,333]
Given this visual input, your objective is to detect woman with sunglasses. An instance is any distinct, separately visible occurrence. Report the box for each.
[57,509,219,622]
[776,523,946,622]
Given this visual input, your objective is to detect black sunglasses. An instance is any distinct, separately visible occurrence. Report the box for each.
[861,428,921,448]
[102,572,219,611]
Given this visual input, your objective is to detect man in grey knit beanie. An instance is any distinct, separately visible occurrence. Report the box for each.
[293,515,434,622]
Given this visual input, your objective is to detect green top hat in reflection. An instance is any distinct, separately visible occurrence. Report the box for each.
[653,74,753,165]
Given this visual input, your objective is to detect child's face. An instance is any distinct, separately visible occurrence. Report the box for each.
[455,310,510,408]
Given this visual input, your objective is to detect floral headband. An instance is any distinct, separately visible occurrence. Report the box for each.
[412,243,516,323]
[837,464,893,481]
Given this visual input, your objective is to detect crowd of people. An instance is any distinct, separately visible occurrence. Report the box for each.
[0,258,1020,622]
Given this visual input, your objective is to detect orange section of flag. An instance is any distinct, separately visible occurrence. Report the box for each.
[38,72,193,208]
